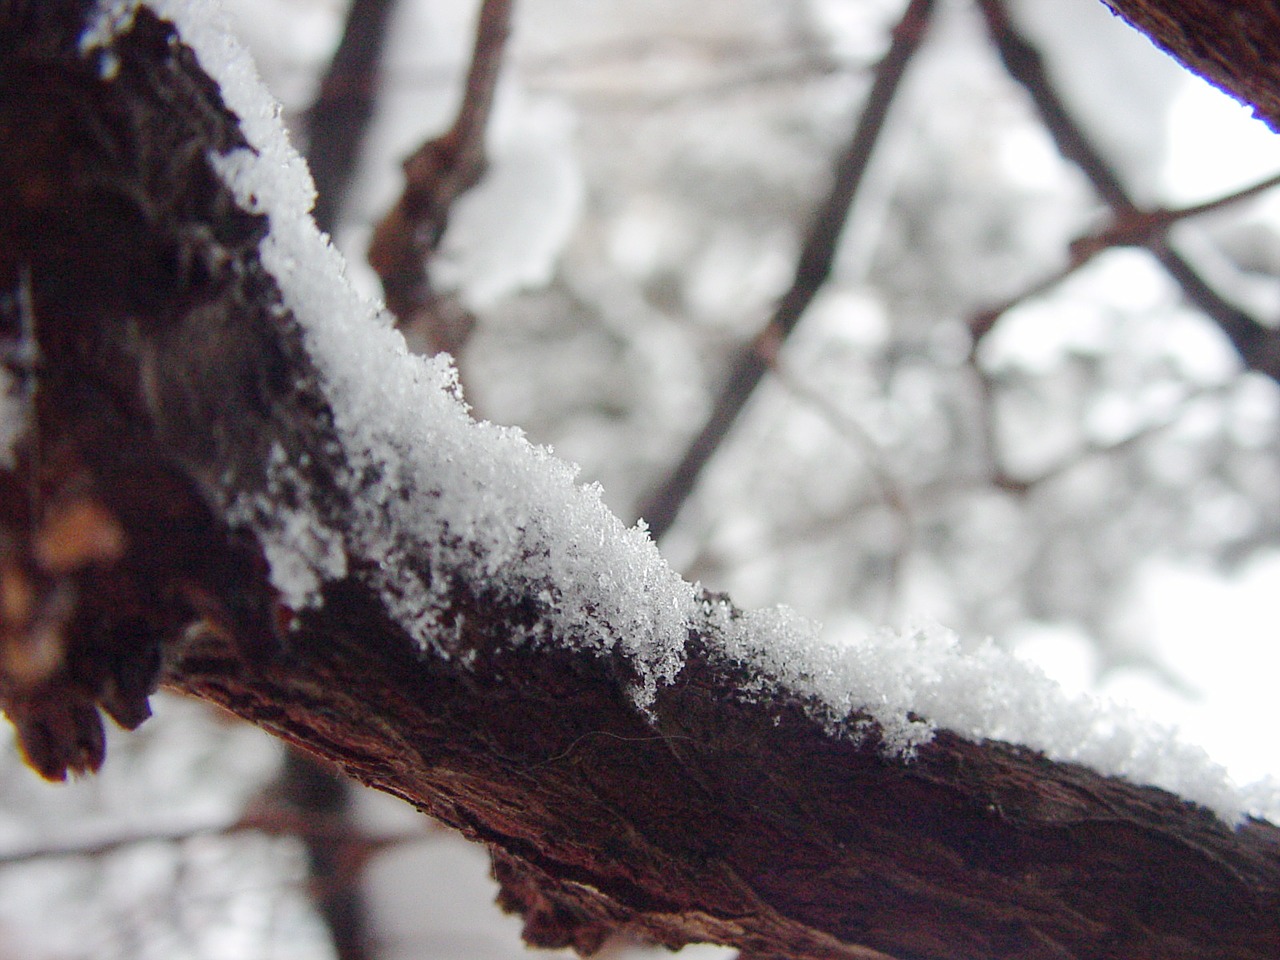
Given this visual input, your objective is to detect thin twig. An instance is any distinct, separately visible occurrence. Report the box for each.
[1069,169,1280,262]
[0,804,431,869]
[991,382,1234,495]
[535,54,847,112]
[766,354,915,622]
[367,0,514,353]
[969,168,1280,346]
[377,41,850,112]
[967,259,1080,346]
[977,0,1280,382]
[636,0,936,541]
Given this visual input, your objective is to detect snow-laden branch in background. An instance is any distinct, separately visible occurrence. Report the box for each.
[77,0,1276,827]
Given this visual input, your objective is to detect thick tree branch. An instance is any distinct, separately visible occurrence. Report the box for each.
[1098,1,1280,134]
[2,5,1280,960]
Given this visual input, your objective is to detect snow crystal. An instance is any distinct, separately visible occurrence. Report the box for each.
[712,605,1257,823]
[84,0,1277,826]
[0,273,37,470]
[222,443,348,611]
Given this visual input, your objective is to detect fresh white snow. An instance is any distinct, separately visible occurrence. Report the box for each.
[77,0,1278,826]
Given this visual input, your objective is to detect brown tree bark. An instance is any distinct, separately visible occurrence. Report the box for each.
[1100,1,1280,132]
[2,4,1279,960]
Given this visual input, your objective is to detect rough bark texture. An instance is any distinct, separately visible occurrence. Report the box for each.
[1101,1,1280,132]
[2,4,1280,960]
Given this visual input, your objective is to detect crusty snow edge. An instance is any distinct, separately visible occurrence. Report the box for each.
[85,0,1276,827]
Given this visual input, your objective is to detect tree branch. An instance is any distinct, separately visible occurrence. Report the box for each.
[0,800,424,868]
[275,749,373,960]
[979,0,1280,382]
[1098,0,1280,134]
[2,5,1280,960]
[366,0,513,353]
[967,170,1280,347]
[636,0,935,541]
[303,0,398,235]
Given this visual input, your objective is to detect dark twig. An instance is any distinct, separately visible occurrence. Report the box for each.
[969,169,1280,345]
[978,0,1280,382]
[367,0,513,354]
[0,802,428,869]
[1069,169,1280,261]
[967,260,1079,346]
[765,353,915,622]
[988,382,1231,495]
[276,749,371,960]
[636,0,936,541]
[967,172,1280,498]
[534,53,847,112]
[303,0,398,235]
[450,0,511,159]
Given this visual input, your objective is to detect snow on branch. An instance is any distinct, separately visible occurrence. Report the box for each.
[2,3,1280,958]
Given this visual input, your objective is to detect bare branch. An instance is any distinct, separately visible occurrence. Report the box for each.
[275,749,373,960]
[366,0,513,354]
[303,0,398,235]
[4,6,1280,960]
[0,803,428,869]
[990,382,1236,495]
[1069,170,1280,263]
[636,0,936,541]
[969,168,1280,351]
[978,0,1280,382]
[762,351,915,622]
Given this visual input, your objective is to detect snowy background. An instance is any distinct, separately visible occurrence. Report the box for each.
[5,0,1280,957]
